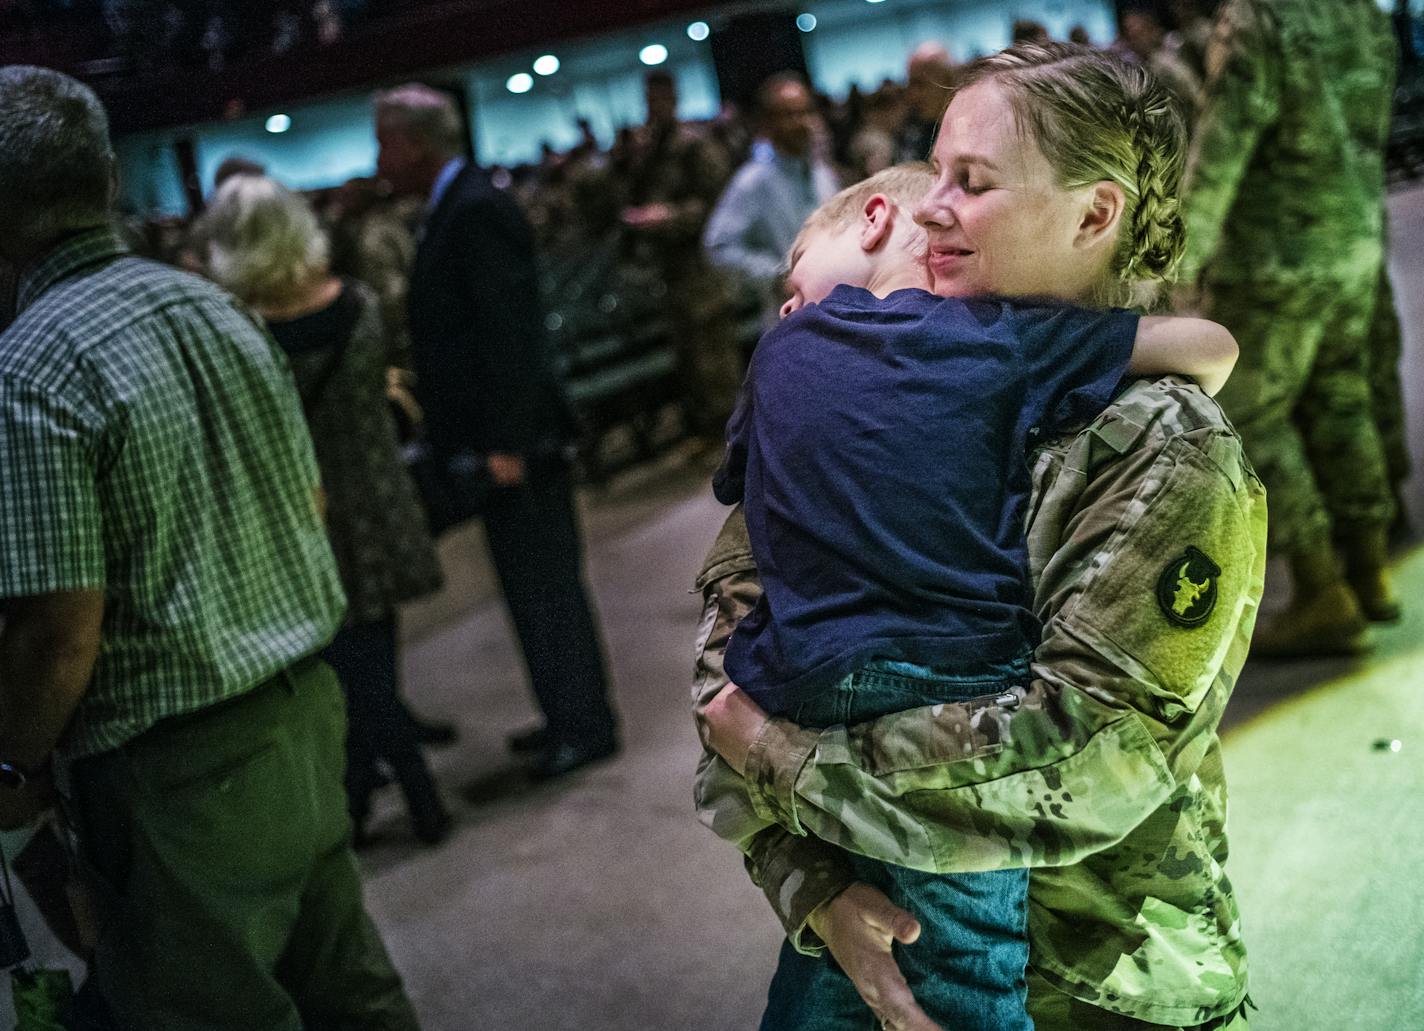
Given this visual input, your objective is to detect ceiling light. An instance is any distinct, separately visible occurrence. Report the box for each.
[639,43,669,66]
[506,72,534,94]
[265,113,291,133]
[533,54,560,76]
[796,13,817,31]
[687,21,710,42]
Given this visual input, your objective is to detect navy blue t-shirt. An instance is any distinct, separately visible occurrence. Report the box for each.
[714,285,1138,710]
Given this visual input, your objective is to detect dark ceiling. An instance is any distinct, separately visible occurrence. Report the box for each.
[0,0,729,134]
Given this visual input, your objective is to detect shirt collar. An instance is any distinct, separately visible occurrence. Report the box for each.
[767,144,809,174]
[16,226,130,315]
[428,157,466,214]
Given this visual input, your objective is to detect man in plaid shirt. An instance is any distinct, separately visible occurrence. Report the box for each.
[0,67,420,1029]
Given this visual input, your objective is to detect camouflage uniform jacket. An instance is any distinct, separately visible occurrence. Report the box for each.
[623,122,731,269]
[692,377,1268,1025]
[1180,0,1396,286]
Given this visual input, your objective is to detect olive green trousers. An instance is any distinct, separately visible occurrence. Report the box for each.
[68,658,419,1031]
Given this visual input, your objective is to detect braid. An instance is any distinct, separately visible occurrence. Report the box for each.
[1120,92,1187,284]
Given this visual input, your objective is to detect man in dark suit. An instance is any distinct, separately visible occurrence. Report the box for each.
[374,83,619,779]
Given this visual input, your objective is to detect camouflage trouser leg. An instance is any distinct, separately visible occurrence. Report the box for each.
[1207,275,1395,554]
[667,272,745,440]
[1367,266,1411,489]
[1026,967,1251,1031]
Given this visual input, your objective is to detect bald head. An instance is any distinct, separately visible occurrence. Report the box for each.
[905,42,955,122]
[907,42,952,78]
[758,74,816,158]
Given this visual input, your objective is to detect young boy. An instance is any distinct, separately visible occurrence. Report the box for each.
[711,163,1235,1029]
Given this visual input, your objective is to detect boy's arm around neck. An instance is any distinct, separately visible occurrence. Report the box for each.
[1130,315,1238,395]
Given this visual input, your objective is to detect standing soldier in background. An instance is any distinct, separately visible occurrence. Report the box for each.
[620,70,740,446]
[1368,245,1412,540]
[1180,0,1401,655]
[1154,1,1224,125]
[323,179,440,468]
[325,177,423,371]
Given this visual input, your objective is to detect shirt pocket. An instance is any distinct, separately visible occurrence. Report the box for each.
[853,692,1012,777]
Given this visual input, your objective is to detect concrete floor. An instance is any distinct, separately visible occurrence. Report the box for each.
[4,186,1422,1029]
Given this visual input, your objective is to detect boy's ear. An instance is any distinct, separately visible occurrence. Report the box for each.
[858,194,896,253]
[1074,181,1125,251]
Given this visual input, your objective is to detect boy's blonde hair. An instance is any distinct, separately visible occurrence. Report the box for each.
[957,41,1187,306]
[787,161,935,272]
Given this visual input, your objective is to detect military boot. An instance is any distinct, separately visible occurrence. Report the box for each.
[1251,546,1370,658]
[1251,581,1371,657]
[1340,524,1402,623]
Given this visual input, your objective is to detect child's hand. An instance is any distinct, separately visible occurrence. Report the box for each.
[703,683,770,775]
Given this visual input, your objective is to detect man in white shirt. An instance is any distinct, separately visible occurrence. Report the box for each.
[703,74,841,327]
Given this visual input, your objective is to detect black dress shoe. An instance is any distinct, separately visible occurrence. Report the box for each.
[410,713,459,747]
[507,724,549,755]
[527,738,619,782]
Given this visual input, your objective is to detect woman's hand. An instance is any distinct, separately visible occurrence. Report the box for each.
[807,884,943,1031]
[702,683,770,775]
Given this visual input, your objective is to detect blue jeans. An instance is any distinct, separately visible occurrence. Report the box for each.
[759,657,1035,1031]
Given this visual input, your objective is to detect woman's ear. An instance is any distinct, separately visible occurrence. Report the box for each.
[1074,181,1126,251]
[859,194,896,252]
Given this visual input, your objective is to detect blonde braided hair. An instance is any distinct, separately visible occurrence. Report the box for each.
[957,42,1187,308]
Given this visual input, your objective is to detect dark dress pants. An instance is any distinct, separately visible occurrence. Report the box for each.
[322,617,442,826]
[481,464,617,747]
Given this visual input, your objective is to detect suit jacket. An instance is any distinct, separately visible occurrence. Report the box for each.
[407,163,575,460]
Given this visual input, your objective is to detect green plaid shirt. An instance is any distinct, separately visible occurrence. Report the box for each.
[0,229,347,760]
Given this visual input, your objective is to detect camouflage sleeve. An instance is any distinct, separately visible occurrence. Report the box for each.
[741,421,1266,876]
[691,507,855,953]
[1180,0,1282,283]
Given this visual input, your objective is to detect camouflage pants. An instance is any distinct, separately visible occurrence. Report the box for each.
[1367,266,1411,489]
[1027,968,1251,1031]
[1206,275,1395,554]
[667,270,745,440]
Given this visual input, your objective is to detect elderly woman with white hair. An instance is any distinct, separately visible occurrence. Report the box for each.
[197,174,450,845]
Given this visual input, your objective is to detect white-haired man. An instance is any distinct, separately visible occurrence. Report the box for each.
[374,83,620,779]
[0,65,420,1029]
